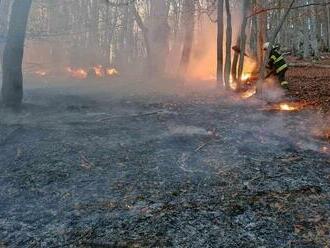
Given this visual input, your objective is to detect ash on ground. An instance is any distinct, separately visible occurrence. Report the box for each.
[0,81,329,248]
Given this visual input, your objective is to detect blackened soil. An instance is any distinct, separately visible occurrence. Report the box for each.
[0,85,329,248]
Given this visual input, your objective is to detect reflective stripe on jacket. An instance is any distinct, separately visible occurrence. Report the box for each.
[269,49,288,73]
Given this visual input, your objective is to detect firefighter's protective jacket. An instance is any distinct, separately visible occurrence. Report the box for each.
[268,48,288,74]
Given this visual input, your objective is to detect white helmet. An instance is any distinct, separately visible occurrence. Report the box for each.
[263,42,270,50]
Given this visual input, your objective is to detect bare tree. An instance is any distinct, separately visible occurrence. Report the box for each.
[257,0,296,95]
[179,0,195,75]
[217,0,224,87]
[224,0,232,90]
[237,0,251,90]
[2,0,32,108]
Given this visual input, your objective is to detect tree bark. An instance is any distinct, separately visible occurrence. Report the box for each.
[311,0,320,57]
[231,37,240,83]
[179,0,195,76]
[132,4,151,73]
[326,2,330,50]
[217,0,224,87]
[257,0,295,95]
[237,0,251,90]
[2,0,32,108]
[224,0,232,90]
[148,0,170,75]
[256,0,267,72]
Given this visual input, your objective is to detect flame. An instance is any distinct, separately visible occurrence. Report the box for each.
[35,70,47,77]
[321,146,329,153]
[230,72,254,90]
[241,86,256,99]
[93,65,105,77]
[241,72,252,82]
[277,102,306,111]
[106,68,119,76]
[66,67,88,79]
[264,101,309,112]
[279,103,298,111]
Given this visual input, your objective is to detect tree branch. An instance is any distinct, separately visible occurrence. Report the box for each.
[248,1,330,18]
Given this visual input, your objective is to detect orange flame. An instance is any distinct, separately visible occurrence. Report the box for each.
[241,72,252,82]
[106,68,119,76]
[279,103,298,111]
[263,101,310,112]
[66,67,88,79]
[276,102,307,112]
[241,86,256,99]
[93,65,105,77]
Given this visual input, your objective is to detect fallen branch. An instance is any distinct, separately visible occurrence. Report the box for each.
[195,131,220,152]
[195,139,213,152]
[80,153,94,169]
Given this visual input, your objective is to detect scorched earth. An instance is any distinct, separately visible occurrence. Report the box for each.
[0,79,329,248]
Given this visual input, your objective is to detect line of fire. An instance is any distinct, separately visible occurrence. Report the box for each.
[0,0,329,247]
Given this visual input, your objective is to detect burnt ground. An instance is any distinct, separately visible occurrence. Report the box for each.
[0,78,329,248]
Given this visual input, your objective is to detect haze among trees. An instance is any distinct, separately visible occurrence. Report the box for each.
[0,1,329,247]
[1,0,330,106]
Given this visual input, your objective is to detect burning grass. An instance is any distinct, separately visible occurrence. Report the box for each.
[240,86,256,99]
[263,101,311,112]
[34,70,48,77]
[66,67,88,79]
[31,65,120,80]
[66,65,119,79]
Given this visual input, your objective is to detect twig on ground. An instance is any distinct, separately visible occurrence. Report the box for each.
[195,139,213,152]
[80,153,94,169]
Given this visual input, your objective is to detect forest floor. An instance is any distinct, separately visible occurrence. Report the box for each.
[0,68,329,247]
[287,63,330,112]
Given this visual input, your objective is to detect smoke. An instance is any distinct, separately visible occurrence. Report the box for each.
[168,125,211,136]
[261,78,286,102]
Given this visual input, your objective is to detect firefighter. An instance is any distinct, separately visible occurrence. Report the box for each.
[263,42,289,89]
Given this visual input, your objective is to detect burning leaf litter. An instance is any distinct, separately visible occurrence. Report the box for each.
[262,101,312,112]
[67,65,119,79]
[33,65,119,80]
[240,86,257,99]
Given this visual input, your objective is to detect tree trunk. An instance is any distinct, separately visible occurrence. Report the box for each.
[179,0,195,76]
[303,17,310,58]
[250,0,258,58]
[237,0,251,90]
[257,0,295,95]
[256,0,267,71]
[224,0,232,90]
[311,0,320,57]
[2,0,32,108]
[231,36,240,83]
[148,0,170,75]
[326,2,330,50]
[133,4,151,73]
[217,0,224,87]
